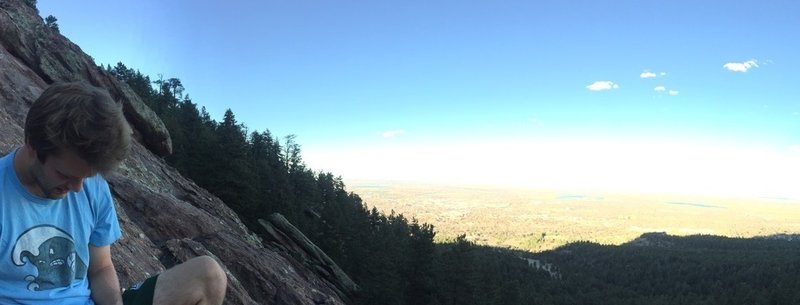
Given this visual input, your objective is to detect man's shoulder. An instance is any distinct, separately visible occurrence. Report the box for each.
[77,174,112,207]
[86,173,110,184]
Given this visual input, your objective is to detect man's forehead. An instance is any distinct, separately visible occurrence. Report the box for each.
[48,150,96,178]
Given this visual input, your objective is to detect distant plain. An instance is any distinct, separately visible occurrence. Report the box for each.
[347,180,800,251]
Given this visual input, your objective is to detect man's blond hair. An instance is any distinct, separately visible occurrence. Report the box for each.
[24,82,132,174]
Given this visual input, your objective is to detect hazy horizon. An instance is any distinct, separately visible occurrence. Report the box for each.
[343,177,800,201]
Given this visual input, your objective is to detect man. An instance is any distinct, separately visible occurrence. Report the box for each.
[0,82,227,304]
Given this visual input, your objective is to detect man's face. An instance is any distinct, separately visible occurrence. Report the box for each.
[29,149,95,199]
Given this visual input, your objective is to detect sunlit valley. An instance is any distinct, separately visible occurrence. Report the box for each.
[348,180,800,250]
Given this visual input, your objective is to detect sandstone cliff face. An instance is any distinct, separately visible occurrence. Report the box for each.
[0,1,347,304]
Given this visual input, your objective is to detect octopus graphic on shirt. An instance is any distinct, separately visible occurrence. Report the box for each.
[11,225,88,291]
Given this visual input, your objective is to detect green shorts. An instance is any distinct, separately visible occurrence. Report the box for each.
[122,275,159,305]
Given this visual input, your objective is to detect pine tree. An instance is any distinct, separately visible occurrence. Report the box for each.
[44,15,58,31]
[209,109,258,217]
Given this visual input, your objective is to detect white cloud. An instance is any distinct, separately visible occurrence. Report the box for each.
[654,86,678,96]
[660,72,667,76]
[382,129,406,138]
[586,81,619,91]
[640,71,657,78]
[723,59,759,72]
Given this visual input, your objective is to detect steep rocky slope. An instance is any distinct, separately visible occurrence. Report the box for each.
[1,1,348,304]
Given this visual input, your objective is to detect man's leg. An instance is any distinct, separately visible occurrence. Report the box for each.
[152,255,227,305]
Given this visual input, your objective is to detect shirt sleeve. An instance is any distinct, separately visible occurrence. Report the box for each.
[89,176,122,246]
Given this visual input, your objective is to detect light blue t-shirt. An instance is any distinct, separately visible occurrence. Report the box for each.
[0,150,122,305]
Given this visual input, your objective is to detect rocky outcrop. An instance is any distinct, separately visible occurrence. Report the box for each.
[519,257,561,280]
[259,214,360,302]
[0,0,349,304]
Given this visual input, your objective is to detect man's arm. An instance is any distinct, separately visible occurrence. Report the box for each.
[88,245,123,305]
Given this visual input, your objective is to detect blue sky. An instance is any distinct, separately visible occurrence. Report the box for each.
[39,1,800,197]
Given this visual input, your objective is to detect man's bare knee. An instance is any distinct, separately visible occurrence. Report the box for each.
[154,256,227,305]
[187,256,224,279]
[188,256,227,301]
